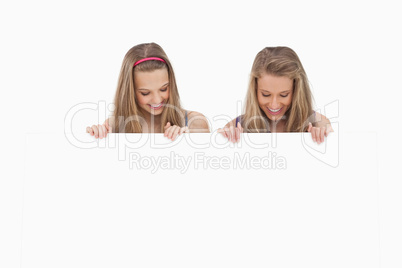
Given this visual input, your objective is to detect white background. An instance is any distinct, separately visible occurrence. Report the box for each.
[1,0,401,267]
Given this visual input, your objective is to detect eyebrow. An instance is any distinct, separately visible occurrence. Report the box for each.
[137,82,169,91]
[260,89,291,94]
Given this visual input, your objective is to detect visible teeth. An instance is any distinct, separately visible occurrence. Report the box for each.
[269,108,281,112]
[151,103,162,108]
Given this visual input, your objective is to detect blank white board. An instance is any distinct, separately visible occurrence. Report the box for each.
[22,128,379,268]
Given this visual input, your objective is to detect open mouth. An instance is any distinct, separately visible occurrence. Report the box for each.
[148,102,164,110]
[267,107,283,115]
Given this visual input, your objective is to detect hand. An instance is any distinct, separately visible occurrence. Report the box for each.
[218,122,243,143]
[86,118,112,139]
[307,122,332,144]
[164,122,189,141]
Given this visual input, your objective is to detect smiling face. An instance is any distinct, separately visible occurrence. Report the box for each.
[257,73,294,121]
[134,68,169,116]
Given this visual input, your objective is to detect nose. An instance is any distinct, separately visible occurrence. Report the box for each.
[151,93,163,104]
[270,96,280,109]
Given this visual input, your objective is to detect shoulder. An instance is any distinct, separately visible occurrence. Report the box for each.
[187,110,205,120]
[186,110,210,133]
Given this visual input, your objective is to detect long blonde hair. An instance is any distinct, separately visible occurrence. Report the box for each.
[112,43,184,133]
[243,47,314,132]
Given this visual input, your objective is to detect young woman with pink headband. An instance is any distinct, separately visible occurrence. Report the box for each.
[86,43,209,140]
[219,46,333,144]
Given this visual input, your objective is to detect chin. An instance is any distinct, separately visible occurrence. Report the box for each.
[149,108,164,115]
[264,113,284,122]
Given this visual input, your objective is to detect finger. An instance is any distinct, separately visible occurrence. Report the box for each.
[164,122,171,131]
[238,122,244,133]
[92,125,99,138]
[229,126,235,143]
[164,122,171,136]
[310,127,316,143]
[172,126,181,141]
[235,127,240,143]
[102,125,109,138]
[308,122,312,132]
[100,124,106,138]
[320,127,325,143]
[223,128,230,140]
[98,124,104,139]
[218,128,228,138]
[167,126,177,139]
[86,127,94,136]
[101,124,107,139]
[105,119,112,133]
[167,125,177,139]
[164,127,170,137]
[179,127,187,135]
[232,126,237,143]
[325,125,334,137]
[236,122,243,142]
[315,128,321,144]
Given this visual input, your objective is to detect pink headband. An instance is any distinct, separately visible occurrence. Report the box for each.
[133,57,166,67]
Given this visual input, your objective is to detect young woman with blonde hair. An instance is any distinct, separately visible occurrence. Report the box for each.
[86,43,209,140]
[219,46,333,144]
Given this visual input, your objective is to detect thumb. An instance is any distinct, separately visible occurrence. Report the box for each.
[307,122,313,132]
[237,122,243,132]
[325,125,334,137]
[103,118,111,132]
[164,122,171,130]
[217,128,227,138]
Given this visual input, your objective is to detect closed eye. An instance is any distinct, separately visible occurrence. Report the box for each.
[141,92,150,96]
[160,87,168,92]
[262,93,289,98]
